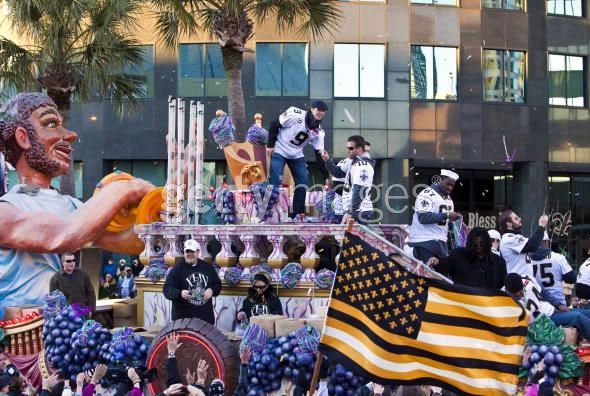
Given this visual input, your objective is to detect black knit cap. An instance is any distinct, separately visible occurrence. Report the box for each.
[504,273,524,294]
[310,100,328,111]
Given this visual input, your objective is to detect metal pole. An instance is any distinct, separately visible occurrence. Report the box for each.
[166,96,176,224]
[187,101,197,224]
[176,98,185,224]
[194,102,205,225]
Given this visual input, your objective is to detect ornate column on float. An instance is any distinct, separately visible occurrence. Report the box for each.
[239,234,259,279]
[216,233,237,280]
[267,235,288,281]
[139,234,155,266]
[300,235,320,282]
[164,234,183,266]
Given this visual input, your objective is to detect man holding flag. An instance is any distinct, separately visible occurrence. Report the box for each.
[319,232,528,396]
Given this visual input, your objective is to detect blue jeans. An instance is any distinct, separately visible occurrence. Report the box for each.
[551,308,590,339]
[269,153,308,217]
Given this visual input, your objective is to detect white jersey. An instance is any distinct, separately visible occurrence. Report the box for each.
[342,157,374,213]
[532,252,573,306]
[332,158,352,183]
[273,107,325,159]
[408,187,454,243]
[577,258,590,287]
[521,275,555,319]
[500,233,533,278]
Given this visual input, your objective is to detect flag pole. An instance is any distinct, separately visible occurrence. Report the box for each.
[309,219,355,395]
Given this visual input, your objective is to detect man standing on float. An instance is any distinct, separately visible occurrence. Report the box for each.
[0,92,153,318]
[408,169,462,263]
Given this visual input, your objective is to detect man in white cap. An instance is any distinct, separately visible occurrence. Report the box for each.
[488,229,501,255]
[408,169,462,263]
[163,239,222,323]
[530,232,576,311]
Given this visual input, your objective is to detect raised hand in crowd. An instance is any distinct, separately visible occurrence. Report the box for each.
[163,384,185,396]
[91,364,107,384]
[196,360,209,386]
[185,368,195,386]
[128,368,141,388]
[539,214,549,228]
[41,373,59,391]
[427,257,439,266]
[372,383,385,396]
[76,372,85,392]
[167,333,183,355]
[187,385,205,396]
[240,348,252,365]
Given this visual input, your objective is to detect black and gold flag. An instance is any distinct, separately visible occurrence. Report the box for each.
[319,232,528,396]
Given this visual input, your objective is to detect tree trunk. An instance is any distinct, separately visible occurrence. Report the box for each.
[221,47,247,141]
[49,92,76,197]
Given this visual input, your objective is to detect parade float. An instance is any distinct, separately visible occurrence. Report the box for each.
[4,97,590,394]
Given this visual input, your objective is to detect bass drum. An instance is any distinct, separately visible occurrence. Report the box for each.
[146,318,239,395]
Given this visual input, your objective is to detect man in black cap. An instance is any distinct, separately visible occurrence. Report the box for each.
[267,101,329,220]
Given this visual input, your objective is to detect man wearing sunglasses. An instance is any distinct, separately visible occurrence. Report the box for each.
[322,135,375,225]
[49,252,96,314]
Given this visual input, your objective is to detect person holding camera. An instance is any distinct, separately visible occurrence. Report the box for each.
[163,240,222,323]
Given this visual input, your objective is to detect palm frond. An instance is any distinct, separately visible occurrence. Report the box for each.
[151,0,201,48]
[4,0,46,39]
[251,0,341,41]
[0,37,39,91]
[102,73,145,115]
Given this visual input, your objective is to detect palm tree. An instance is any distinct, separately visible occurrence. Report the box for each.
[0,0,147,196]
[150,0,342,138]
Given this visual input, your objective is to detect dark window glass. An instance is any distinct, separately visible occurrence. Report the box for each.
[483,49,526,103]
[178,44,226,97]
[549,54,585,107]
[482,0,525,10]
[122,45,154,98]
[256,43,308,97]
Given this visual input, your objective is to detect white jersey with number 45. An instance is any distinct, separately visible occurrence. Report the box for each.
[274,107,325,159]
[408,187,454,243]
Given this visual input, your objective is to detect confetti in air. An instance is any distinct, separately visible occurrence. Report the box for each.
[343,108,355,124]
[502,135,516,162]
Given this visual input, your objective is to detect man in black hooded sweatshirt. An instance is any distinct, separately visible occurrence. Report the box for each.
[163,239,222,323]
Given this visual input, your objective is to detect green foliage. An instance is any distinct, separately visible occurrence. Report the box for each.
[519,315,583,379]
[0,0,146,114]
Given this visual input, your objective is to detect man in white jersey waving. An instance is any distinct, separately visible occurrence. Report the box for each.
[322,136,375,224]
[505,273,590,338]
[267,101,329,219]
[407,169,462,263]
[530,233,576,310]
[499,209,548,278]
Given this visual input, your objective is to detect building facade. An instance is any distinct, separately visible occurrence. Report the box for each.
[4,0,590,263]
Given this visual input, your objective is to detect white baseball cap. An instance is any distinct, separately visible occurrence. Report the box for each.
[184,239,199,252]
[488,229,501,241]
[441,169,459,181]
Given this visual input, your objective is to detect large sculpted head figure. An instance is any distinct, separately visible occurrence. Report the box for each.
[0,92,77,178]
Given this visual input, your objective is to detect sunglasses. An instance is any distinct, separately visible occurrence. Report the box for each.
[64,259,76,263]
[347,146,356,151]
[185,250,196,253]
[253,285,266,290]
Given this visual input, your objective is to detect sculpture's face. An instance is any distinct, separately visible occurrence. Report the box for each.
[248,165,264,183]
[24,106,78,177]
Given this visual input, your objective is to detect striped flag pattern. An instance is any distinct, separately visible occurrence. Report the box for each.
[319,232,528,396]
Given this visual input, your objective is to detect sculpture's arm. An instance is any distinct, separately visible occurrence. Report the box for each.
[0,179,152,253]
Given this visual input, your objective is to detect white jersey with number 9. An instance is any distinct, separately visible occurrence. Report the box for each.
[273,107,325,159]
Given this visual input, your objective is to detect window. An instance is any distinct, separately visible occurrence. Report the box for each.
[547,0,583,16]
[548,54,585,107]
[411,0,457,5]
[256,43,308,96]
[410,46,458,100]
[8,162,84,199]
[110,160,167,187]
[178,44,227,97]
[482,0,525,10]
[483,49,526,103]
[334,44,385,98]
[122,45,154,98]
